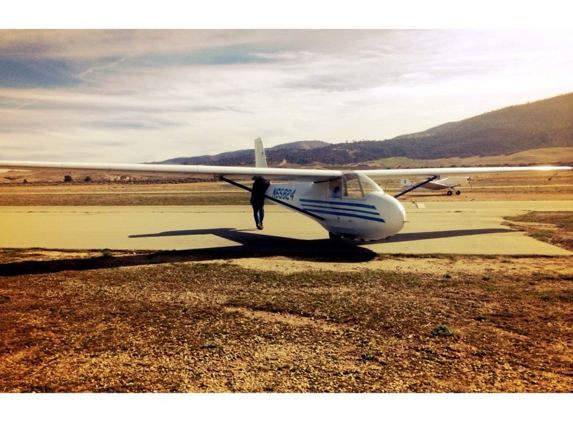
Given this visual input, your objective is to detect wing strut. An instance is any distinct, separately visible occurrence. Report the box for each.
[394,175,439,198]
[220,176,325,221]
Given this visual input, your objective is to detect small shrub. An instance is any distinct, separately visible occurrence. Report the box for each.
[202,340,220,349]
[361,351,376,361]
[100,248,112,257]
[431,325,455,337]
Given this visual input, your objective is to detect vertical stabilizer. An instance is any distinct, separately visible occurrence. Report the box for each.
[254,137,268,168]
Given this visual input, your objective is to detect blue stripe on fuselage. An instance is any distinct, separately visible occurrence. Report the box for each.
[301,207,386,223]
[299,198,385,222]
[299,198,376,209]
[301,203,380,216]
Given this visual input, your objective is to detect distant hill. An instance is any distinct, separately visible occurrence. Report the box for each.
[155,140,329,166]
[391,92,573,158]
[157,92,573,166]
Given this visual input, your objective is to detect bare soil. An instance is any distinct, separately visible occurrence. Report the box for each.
[0,172,572,392]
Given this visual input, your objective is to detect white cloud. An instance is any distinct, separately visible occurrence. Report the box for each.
[1,29,573,162]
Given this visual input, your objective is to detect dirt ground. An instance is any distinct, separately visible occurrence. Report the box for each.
[0,172,572,393]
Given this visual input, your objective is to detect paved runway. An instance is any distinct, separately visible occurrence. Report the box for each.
[0,201,572,257]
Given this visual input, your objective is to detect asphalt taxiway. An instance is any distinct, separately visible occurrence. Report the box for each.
[0,201,572,257]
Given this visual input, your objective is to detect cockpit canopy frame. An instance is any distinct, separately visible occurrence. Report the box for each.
[329,172,383,199]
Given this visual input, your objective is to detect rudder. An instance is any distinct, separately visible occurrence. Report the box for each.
[254,137,268,168]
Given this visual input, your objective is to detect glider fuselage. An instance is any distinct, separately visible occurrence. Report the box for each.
[266,173,406,241]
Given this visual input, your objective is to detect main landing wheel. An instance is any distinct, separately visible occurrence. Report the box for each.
[447,190,453,196]
[455,190,461,195]
[329,232,342,242]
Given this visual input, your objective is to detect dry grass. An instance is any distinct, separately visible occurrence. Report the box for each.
[504,212,573,252]
[1,251,572,392]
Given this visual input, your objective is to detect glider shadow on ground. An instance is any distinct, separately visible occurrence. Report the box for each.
[1,228,376,277]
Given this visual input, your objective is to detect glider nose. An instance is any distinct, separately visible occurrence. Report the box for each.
[377,193,406,238]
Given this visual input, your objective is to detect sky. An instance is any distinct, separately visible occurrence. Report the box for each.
[2,5,573,163]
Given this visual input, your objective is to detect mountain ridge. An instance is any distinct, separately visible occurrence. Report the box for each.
[155,92,573,166]
[154,140,329,165]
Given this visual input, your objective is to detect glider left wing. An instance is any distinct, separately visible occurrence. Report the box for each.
[0,160,342,182]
